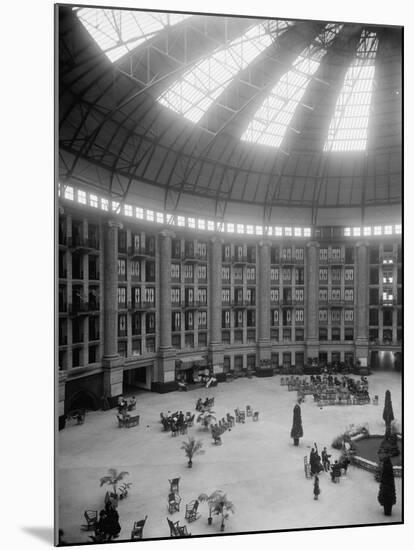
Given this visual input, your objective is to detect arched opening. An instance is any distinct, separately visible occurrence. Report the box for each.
[67,390,99,412]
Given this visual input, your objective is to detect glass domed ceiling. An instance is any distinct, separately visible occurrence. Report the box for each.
[59,7,402,226]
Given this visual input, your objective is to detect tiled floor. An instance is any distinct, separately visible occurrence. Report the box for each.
[58,371,402,544]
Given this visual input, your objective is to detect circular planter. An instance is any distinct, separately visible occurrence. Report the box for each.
[350,434,402,477]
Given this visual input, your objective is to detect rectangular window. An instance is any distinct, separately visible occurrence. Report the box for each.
[282,268,291,281]
[294,289,303,303]
[319,268,328,281]
[172,311,181,332]
[295,248,304,261]
[344,309,354,323]
[319,309,328,322]
[331,309,341,323]
[234,267,243,282]
[270,267,279,282]
[118,314,127,337]
[132,313,141,335]
[295,328,304,342]
[344,288,354,302]
[184,264,193,281]
[331,268,341,282]
[345,247,354,264]
[283,328,292,342]
[331,288,341,301]
[146,337,155,353]
[319,327,328,341]
[117,287,126,306]
[170,263,180,280]
[197,265,207,281]
[319,248,328,261]
[331,327,341,341]
[369,288,379,305]
[344,268,354,281]
[295,309,304,324]
[271,309,279,326]
[270,289,279,303]
[345,328,354,341]
[132,339,142,356]
[331,247,341,261]
[221,266,230,281]
[146,313,156,333]
[319,288,328,302]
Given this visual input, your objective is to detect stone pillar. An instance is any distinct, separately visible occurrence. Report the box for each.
[355,241,369,362]
[156,230,176,386]
[306,241,320,361]
[258,240,271,362]
[208,237,224,371]
[102,220,124,401]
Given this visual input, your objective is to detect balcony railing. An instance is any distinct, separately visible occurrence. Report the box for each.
[328,257,344,265]
[380,252,398,265]
[182,252,206,263]
[68,236,99,251]
[232,254,248,265]
[128,301,156,310]
[328,299,345,306]
[128,246,154,258]
[380,298,396,307]
[69,302,90,315]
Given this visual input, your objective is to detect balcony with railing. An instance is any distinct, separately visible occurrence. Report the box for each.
[128,245,155,259]
[68,236,100,252]
[380,297,396,307]
[182,251,205,263]
[380,252,398,265]
[69,301,90,316]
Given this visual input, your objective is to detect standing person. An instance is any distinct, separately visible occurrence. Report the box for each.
[321,447,331,472]
[313,475,320,500]
[104,501,121,540]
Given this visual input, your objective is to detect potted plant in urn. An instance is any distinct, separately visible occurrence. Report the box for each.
[180,436,205,468]
[198,490,235,528]
[290,403,303,446]
[99,468,130,504]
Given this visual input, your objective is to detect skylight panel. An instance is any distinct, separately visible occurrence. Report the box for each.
[323,30,379,152]
[241,24,343,148]
[77,8,191,63]
[158,21,291,123]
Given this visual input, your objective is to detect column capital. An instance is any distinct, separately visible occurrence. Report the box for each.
[258,238,272,248]
[107,219,123,230]
[210,236,224,245]
[306,240,320,249]
[159,229,176,239]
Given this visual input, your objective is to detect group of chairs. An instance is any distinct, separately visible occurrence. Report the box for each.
[195,397,215,412]
[166,477,196,537]
[65,408,86,426]
[116,414,140,428]
[82,510,147,541]
[160,411,195,435]
[211,406,259,445]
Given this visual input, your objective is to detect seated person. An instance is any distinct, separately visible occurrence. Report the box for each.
[128,396,136,410]
[177,378,187,391]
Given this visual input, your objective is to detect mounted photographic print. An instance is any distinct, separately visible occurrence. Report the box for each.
[56,2,403,545]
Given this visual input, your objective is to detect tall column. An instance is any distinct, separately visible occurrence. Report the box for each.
[102,220,124,401]
[355,241,369,363]
[208,237,224,370]
[156,230,176,387]
[306,241,320,361]
[258,240,271,362]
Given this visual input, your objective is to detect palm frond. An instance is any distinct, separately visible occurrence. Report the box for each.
[115,471,129,482]
[99,476,113,487]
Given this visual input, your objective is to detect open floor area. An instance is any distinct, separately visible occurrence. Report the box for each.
[58,371,402,544]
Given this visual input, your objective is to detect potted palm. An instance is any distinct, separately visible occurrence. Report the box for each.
[99,468,130,503]
[198,490,235,530]
[180,437,205,468]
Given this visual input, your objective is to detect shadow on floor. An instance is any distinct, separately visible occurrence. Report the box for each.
[21,526,54,545]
